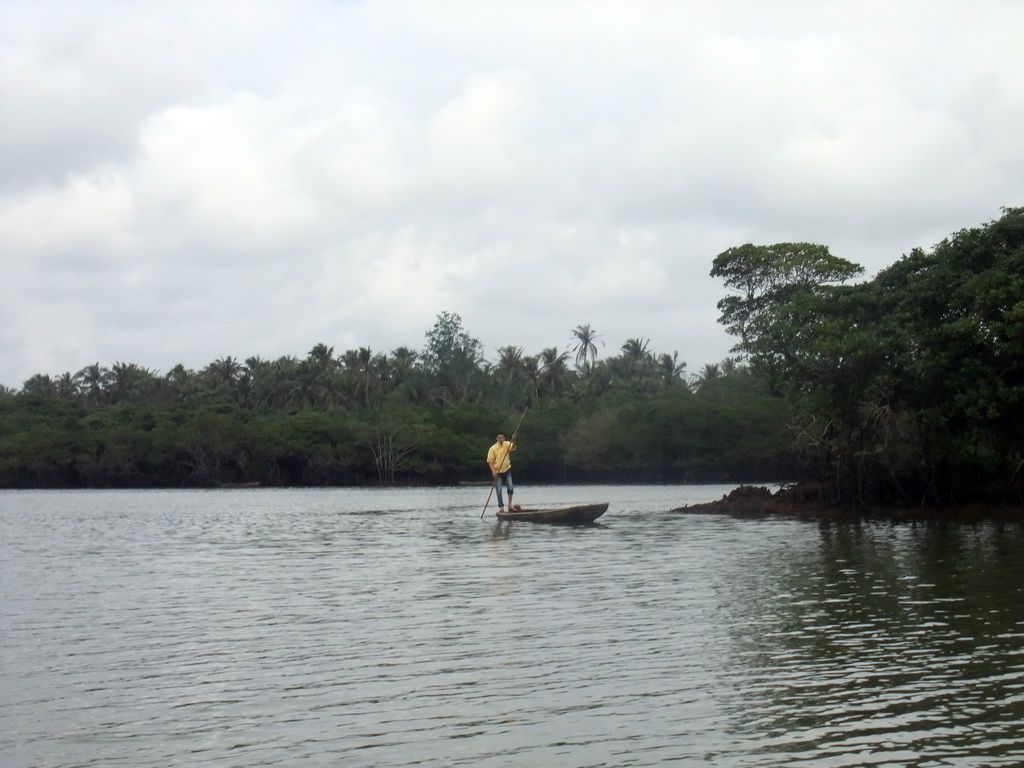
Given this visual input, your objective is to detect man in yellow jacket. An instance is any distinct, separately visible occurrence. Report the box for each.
[487,432,517,512]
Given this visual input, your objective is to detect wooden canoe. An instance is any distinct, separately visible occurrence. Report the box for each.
[495,502,608,525]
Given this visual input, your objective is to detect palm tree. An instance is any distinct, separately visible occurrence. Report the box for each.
[109,362,158,402]
[388,346,418,387]
[612,338,656,393]
[137,366,160,396]
[267,356,301,409]
[22,373,56,397]
[692,362,722,389]
[540,347,570,398]
[307,343,335,369]
[657,352,688,389]
[304,344,341,407]
[341,347,385,408]
[356,347,382,408]
[496,345,524,383]
[204,356,242,394]
[521,355,542,403]
[75,363,112,405]
[570,323,602,372]
[288,359,321,409]
[621,337,651,360]
[720,356,740,375]
[340,349,362,404]
[237,356,268,409]
[574,359,612,400]
[165,364,197,402]
[56,372,80,399]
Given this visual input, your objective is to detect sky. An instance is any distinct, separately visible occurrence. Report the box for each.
[2,0,1022,389]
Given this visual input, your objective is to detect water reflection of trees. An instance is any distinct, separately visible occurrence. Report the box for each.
[712,521,1024,764]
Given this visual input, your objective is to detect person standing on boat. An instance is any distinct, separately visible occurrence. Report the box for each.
[487,432,517,512]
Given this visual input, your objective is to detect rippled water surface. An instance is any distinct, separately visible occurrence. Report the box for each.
[3,485,1024,767]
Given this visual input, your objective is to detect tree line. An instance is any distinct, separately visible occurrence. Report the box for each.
[6,206,1017,505]
[714,206,1024,508]
[0,313,792,488]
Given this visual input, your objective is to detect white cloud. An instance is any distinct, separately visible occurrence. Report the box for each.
[0,173,136,265]
[0,5,205,185]
[423,69,538,203]
[136,94,321,260]
[0,0,1022,387]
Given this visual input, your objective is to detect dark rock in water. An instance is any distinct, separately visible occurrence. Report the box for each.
[674,482,866,519]
[673,484,792,518]
[673,482,1024,521]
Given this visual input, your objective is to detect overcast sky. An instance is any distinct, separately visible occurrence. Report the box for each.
[2,1,1021,389]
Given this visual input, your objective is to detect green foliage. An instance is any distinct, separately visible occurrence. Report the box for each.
[561,388,792,483]
[0,308,794,488]
[420,311,486,406]
[711,242,864,392]
[711,207,1024,506]
[711,242,863,350]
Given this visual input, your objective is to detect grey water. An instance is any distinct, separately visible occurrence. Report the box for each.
[2,485,1023,767]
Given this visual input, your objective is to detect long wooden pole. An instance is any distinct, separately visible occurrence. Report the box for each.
[481,407,529,519]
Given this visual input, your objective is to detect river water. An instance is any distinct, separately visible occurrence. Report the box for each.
[2,485,1023,767]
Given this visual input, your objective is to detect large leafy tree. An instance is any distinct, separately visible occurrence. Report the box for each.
[861,207,1024,503]
[711,243,862,349]
[712,209,1024,506]
[422,312,484,406]
[711,242,863,393]
[423,312,482,369]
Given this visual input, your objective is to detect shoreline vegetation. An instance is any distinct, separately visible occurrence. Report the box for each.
[3,207,1023,515]
[0,316,792,491]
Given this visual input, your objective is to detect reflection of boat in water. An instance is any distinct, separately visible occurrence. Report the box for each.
[495,503,608,525]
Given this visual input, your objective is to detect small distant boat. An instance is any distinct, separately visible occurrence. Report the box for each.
[495,502,608,525]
